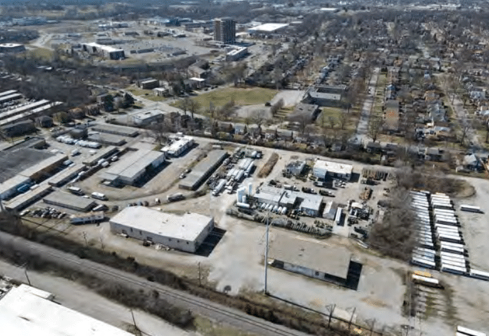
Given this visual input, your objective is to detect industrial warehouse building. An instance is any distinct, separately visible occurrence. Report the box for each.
[313,159,353,181]
[102,148,165,186]
[81,42,125,60]
[0,149,67,200]
[0,284,133,336]
[110,207,214,253]
[47,164,86,187]
[92,124,139,137]
[6,184,53,212]
[254,186,324,217]
[43,191,96,212]
[86,133,127,146]
[268,234,363,290]
[0,43,26,53]
[179,150,228,190]
[82,146,119,166]
[248,23,289,36]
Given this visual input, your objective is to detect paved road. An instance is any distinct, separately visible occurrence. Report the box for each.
[354,67,380,144]
[0,231,308,336]
[447,93,482,148]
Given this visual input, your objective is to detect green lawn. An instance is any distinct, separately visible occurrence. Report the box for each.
[190,87,277,109]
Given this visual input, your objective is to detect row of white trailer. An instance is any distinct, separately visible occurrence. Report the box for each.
[410,190,489,280]
[429,193,470,275]
[410,191,436,268]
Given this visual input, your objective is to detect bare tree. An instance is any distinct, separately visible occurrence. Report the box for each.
[368,115,384,142]
[188,99,201,120]
[338,112,348,130]
[149,119,170,145]
[270,98,284,117]
[176,97,192,116]
[290,113,311,134]
[251,110,267,135]
[328,116,337,129]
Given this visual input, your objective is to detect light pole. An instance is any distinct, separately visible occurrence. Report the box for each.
[264,210,270,295]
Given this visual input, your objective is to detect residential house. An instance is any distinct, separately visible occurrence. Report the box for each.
[365,142,382,153]
[463,154,483,171]
[188,65,210,79]
[424,148,444,162]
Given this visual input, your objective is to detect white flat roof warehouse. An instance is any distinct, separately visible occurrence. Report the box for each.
[111,207,213,242]
[314,160,353,176]
[0,285,133,336]
[248,23,289,32]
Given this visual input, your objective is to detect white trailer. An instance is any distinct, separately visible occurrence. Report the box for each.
[411,257,436,269]
[460,205,483,213]
[457,326,487,336]
[440,264,467,275]
[470,269,489,281]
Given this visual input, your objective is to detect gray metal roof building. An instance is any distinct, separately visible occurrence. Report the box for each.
[43,191,96,212]
[6,184,53,211]
[179,150,228,190]
[92,124,139,137]
[47,164,86,187]
[82,146,118,166]
[102,149,165,185]
[87,133,127,146]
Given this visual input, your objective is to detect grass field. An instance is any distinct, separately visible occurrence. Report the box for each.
[27,47,54,60]
[317,107,357,131]
[126,87,166,102]
[190,87,277,109]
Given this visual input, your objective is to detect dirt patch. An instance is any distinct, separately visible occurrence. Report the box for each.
[361,297,388,308]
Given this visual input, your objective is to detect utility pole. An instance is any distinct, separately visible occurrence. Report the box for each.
[264,210,270,295]
[198,262,202,286]
[348,307,356,334]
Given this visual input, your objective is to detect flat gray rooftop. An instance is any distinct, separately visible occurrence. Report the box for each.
[268,233,351,278]
[87,133,127,146]
[92,124,139,137]
[179,150,228,190]
[0,149,53,183]
[43,191,96,211]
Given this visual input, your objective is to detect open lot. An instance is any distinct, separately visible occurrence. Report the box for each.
[190,88,278,111]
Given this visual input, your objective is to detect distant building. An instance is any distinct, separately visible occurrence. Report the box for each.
[81,43,125,60]
[139,79,159,90]
[132,110,164,126]
[214,17,236,44]
[0,43,25,53]
[305,85,347,107]
[290,103,321,121]
[248,23,289,36]
[226,47,248,61]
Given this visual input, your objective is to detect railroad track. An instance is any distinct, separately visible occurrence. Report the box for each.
[3,233,306,336]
